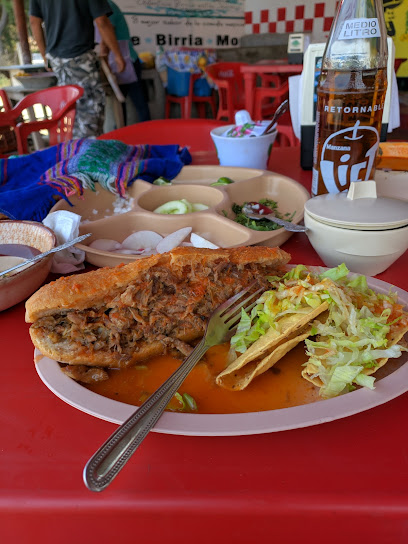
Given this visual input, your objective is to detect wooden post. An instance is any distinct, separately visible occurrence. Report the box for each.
[12,0,31,64]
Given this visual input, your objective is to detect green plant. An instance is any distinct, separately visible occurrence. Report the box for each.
[0,0,30,60]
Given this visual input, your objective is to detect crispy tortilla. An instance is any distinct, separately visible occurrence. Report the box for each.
[216,303,329,391]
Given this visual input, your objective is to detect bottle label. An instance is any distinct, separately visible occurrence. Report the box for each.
[338,18,381,40]
[319,121,379,194]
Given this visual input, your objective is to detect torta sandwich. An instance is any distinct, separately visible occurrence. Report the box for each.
[26,246,290,368]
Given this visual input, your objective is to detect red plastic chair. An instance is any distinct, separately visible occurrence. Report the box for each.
[0,85,83,155]
[275,124,299,147]
[253,75,289,121]
[205,62,248,122]
[0,90,17,157]
[99,118,228,154]
[165,73,216,119]
[0,90,12,112]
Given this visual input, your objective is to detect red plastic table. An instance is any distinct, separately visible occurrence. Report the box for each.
[1,146,408,543]
[241,62,303,119]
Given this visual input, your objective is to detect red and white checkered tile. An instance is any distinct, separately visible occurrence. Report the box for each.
[244,2,336,39]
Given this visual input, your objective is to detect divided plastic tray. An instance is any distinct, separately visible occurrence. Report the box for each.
[51,165,310,268]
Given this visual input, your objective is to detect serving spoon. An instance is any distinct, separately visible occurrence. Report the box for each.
[0,233,91,278]
[242,205,308,233]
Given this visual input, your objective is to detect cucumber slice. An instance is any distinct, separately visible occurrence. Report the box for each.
[153,200,189,214]
[191,203,209,212]
[180,199,194,213]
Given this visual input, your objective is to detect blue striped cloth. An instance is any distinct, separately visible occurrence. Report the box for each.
[0,138,192,221]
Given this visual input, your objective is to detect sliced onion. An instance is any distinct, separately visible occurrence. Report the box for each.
[112,248,157,255]
[112,248,144,255]
[121,231,163,250]
[89,239,121,251]
[156,227,192,253]
[190,233,219,249]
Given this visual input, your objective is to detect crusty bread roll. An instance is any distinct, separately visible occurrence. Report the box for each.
[26,246,290,368]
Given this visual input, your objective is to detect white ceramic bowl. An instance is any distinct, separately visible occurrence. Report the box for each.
[304,181,408,276]
[304,211,408,276]
[210,125,277,169]
[0,220,56,311]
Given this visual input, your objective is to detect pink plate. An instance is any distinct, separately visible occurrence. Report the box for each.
[34,274,408,436]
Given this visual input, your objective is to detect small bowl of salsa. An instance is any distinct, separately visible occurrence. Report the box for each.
[0,220,56,311]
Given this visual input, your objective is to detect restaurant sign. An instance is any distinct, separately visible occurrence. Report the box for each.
[383,0,408,77]
[115,0,245,53]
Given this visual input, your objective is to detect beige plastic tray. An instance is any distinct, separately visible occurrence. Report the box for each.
[51,165,310,267]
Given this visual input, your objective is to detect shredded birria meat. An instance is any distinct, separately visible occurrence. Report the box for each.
[31,259,278,367]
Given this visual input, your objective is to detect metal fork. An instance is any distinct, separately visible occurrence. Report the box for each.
[83,284,263,492]
[242,206,308,233]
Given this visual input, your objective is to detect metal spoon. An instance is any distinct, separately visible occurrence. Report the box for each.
[261,99,289,135]
[0,233,91,278]
[242,207,308,233]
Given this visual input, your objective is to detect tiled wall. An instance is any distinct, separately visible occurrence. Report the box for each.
[244,0,338,42]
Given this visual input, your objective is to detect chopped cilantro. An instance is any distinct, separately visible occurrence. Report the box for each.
[231,199,295,231]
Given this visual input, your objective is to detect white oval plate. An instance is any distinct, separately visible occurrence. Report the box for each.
[34,275,408,436]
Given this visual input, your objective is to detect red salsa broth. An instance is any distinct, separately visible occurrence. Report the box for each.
[84,343,322,414]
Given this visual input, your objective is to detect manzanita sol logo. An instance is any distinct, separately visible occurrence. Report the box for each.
[319,121,379,193]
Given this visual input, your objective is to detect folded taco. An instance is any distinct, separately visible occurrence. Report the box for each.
[302,326,407,391]
[215,310,329,391]
[300,266,408,398]
[216,265,331,390]
[216,264,408,396]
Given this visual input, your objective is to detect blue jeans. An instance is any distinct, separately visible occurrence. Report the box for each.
[119,58,151,123]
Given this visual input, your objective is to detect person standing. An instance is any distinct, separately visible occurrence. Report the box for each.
[29,0,125,138]
[98,0,151,124]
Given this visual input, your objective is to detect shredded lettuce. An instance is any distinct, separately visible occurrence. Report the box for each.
[230,268,325,353]
[320,364,364,398]
[231,315,264,354]
[173,392,186,411]
[230,262,407,399]
[347,274,369,293]
[183,393,198,411]
[284,264,308,281]
[303,277,405,397]
[354,373,376,390]
[304,293,323,308]
[319,263,349,282]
